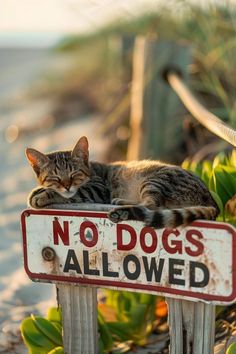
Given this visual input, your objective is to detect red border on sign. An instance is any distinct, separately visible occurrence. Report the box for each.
[21,209,236,303]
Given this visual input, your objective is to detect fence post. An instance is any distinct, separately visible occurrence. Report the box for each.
[166,299,215,354]
[127,36,216,353]
[57,285,98,354]
[127,36,191,163]
[50,203,113,354]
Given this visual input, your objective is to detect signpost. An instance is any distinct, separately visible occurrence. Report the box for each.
[21,207,236,353]
[22,208,236,303]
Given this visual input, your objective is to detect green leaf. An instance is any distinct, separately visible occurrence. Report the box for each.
[98,310,113,351]
[31,315,63,346]
[189,161,202,177]
[182,159,191,170]
[213,165,236,205]
[212,152,229,168]
[115,293,130,322]
[139,293,156,306]
[107,322,132,341]
[48,347,65,354]
[129,303,154,345]
[21,318,55,353]
[209,171,216,194]
[98,337,105,354]
[210,191,224,217]
[182,159,202,176]
[215,306,225,317]
[201,160,212,186]
[105,290,120,308]
[129,304,148,329]
[229,150,236,167]
[226,342,236,354]
[47,308,62,324]
[50,322,62,333]
[104,290,156,347]
[28,349,46,354]
[221,168,236,194]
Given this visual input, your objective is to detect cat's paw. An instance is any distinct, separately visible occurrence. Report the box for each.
[108,208,130,223]
[28,188,52,209]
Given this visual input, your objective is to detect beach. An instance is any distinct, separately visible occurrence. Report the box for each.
[0,47,109,353]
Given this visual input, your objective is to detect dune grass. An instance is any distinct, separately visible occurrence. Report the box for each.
[25,1,235,163]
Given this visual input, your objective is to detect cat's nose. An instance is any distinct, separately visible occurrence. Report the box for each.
[62,181,71,191]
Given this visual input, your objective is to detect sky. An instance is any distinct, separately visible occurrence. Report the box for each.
[1,0,235,47]
[0,0,158,47]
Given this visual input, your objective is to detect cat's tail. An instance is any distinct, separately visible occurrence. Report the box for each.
[108,205,219,229]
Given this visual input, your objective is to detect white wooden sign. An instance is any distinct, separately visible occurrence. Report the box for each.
[21,209,236,305]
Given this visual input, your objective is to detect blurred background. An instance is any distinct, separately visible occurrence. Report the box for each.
[1,0,236,353]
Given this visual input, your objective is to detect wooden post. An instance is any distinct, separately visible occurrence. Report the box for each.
[127,37,191,163]
[166,298,215,354]
[57,285,98,354]
[50,203,114,354]
[127,36,215,353]
[121,35,135,82]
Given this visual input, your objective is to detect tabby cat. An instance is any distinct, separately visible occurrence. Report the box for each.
[26,136,219,229]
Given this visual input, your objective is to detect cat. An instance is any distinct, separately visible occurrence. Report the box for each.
[26,136,219,229]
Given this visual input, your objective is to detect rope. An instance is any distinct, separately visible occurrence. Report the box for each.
[167,72,236,147]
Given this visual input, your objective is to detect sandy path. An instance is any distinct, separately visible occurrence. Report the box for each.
[0,112,109,353]
[0,47,109,352]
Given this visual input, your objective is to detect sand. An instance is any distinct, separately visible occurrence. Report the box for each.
[0,109,110,353]
[0,47,110,352]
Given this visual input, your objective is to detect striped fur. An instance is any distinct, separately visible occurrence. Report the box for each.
[108,161,219,228]
[26,137,219,228]
[28,176,110,208]
[26,137,111,208]
[108,205,218,229]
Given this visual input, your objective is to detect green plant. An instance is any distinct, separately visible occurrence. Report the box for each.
[21,292,158,354]
[182,150,236,226]
[21,307,64,354]
[56,2,236,128]
[104,291,156,347]
[227,342,236,354]
[21,307,116,354]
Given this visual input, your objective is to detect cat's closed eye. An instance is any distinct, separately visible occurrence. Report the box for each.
[44,176,61,183]
[71,171,89,182]
[42,176,61,187]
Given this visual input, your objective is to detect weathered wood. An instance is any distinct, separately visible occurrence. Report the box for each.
[167,298,215,354]
[121,35,135,81]
[50,203,103,354]
[127,36,216,353]
[49,202,114,212]
[167,298,183,354]
[127,37,191,163]
[57,284,98,354]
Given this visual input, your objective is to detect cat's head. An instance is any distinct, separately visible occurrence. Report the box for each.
[26,136,90,198]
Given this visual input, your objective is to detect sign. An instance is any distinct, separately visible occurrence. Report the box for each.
[21,209,236,304]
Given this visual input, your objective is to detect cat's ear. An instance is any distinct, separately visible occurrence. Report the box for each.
[72,136,89,164]
[25,148,49,171]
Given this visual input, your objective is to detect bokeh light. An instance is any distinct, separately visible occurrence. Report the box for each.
[5,124,19,143]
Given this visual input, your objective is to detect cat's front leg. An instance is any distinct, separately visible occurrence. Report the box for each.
[111,198,138,205]
[28,187,69,209]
